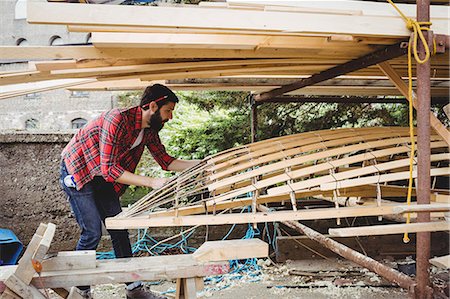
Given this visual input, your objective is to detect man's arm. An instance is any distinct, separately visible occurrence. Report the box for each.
[115,170,169,189]
[167,159,201,172]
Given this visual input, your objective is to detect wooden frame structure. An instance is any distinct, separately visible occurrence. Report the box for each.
[0,1,449,297]
[105,126,449,229]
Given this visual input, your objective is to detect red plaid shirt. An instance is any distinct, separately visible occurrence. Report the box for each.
[62,106,175,196]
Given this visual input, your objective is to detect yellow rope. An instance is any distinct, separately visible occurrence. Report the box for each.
[386,0,434,243]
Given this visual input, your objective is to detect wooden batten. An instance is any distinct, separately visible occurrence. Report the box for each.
[329,221,450,237]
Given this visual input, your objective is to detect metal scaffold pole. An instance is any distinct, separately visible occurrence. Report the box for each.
[416,0,432,298]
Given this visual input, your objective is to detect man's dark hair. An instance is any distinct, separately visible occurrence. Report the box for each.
[140,84,179,110]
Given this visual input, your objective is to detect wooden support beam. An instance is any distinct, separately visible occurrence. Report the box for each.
[41,251,96,272]
[107,205,403,229]
[0,46,342,60]
[319,167,450,191]
[392,203,450,214]
[192,239,268,262]
[255,42,409,102]
[378,61,450,147]
[0,256,229,289]
[429,255,450,269]
[175,277,197,299]
[328,221,450,237]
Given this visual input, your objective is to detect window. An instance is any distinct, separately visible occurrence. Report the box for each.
[14,0,27,20]
[16,38,28,46]
[71,91,89,98]
[71,118,87,129]
[49,36,64,46]
[25,119,39,130]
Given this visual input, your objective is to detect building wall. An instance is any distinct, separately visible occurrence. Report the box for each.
[0,88,116,130]
[0,0,118,131]
[0,0,89,46]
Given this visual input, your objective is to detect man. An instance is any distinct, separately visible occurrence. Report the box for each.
[60,84,199,299]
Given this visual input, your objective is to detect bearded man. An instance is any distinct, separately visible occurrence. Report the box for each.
[60,84,199,298]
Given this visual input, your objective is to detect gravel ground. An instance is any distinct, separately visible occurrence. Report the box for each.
[51,258,413,299]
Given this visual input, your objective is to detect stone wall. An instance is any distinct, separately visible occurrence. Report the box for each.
[0,132,79,252]
[0,132,248,254]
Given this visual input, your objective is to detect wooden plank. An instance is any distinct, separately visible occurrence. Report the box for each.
[0,46,348,60]
[33,223,56,262]
[429,255,450,269]
[0,288,21,299]
[328,221,450,237]
[11,223,47,284]
[34,60,77,72]
[320,167,450,191]
[378,61,450,147]
[0,256,229,289]
[192,239,268,262]
[105,205,400,229]
[41,251,96,272]
[435,194,450,203]
[3,274,46,299]
[183,278,197,299]
[92,32,375,51]
[393,204,450,214]
[227,0,450,18]
[26,2,450,36]
[0,79,96,100]
[50,58,322,76]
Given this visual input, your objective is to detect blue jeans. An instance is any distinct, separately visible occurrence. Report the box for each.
[59,160,132,258]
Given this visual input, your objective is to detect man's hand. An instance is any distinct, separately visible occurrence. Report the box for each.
[116,170,170,189]
[146,177,170,189]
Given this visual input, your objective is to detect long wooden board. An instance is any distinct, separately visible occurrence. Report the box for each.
[27,2,450,37]
[107,205,412,229]
[329,221,450,237]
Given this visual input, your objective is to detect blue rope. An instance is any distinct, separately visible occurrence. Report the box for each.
[96,205,280,292]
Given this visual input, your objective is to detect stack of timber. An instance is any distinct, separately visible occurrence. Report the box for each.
[105,126,450,230]
[0,0,448,97]
[0,223,269,299]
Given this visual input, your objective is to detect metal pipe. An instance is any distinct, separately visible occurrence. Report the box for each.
[257,204,416,293]
[254,42,408,102]
[415,0,433,298]
[261,95,448,105]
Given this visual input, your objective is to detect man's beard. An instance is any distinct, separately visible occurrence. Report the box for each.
[148,109,165,132]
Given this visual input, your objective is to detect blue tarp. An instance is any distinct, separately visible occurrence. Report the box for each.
[0,229,23,266]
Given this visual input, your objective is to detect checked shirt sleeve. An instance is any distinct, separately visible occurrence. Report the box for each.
[99,113,127,182]
[147,133,176,171]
